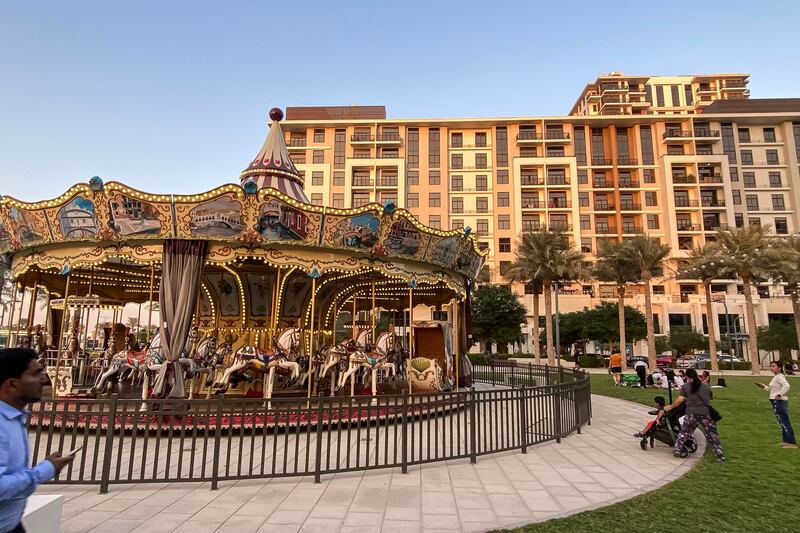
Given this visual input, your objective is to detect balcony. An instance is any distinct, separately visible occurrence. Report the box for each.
[547,199,571,209]
[449,143,491,149]
[377,133,402,143]
[521,200,542,209]
[621,225,643,234]
[288,138,308,147]
[450,165,490,171]
[594,203,616,211]
[674,199,700,208]
[352,152,373,159]
[617,156,638,166]
[619,180,641,189]
[521,221,543,231]
[619,203,642,211]
[693,129,721,142]
[698,175,724,184]
[378,152,401,159]
[351,134,374,142]
[672,175,697,184]
[352,178,373,187]
[704,223,729,232]
[593,180,612,188]
[591,156,613,166]
[377,178,398,187]
[600,83,627,92]
[516,131,571,143]
[520,176,544,186]
[546,177,570,186]
[701,199,726,208]
[548,223,572,232]
[595,226,618,235]
[721,80,747,89]
[663,130,693,141]
[677,223,702,231]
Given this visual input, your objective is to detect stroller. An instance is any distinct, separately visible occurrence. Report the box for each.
[638,402,698,457]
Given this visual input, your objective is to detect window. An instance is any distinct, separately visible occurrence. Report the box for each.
[497,192,509,207]
[740,150,753,165]
[591,128,605,162]
[476,175,488,191]
[734,213,744,227]
[639,126,654,165]
[406,128,419,168]
[450,132,463,148]
[738,128,751,143]
[332,194,344,208]
[429,192,440,207]
[429,215,441,229]
[580,215,591,230]
[546,146,564,157]
[732,190,741,205]
[769,172,782,187]
[496,170,508,184]
[743,172,756,187]
[311,171,323,186]
[451,219,464,230]
[574,127,587,165]
[578,192,589,207]
[476,153,488,169]
[407,171,419,186]
[684,85,693,106]
[406,193,419,208]
[475,132,487,147]
[334,130,345,168]
[670,85,680,106]
[721,123,736,164]
[729,167,739,182]
[451,197,463,213]
[643,169,655,183]
[428,128,441,167]
[749,217,761,227]
[794,122,800,161]
[775,217,788,234]
[476,219,489,236]
[499,237,511,253]
[766,149,779,165]
[451,154,463,169]
[763,128,776,142]
[645,192,657,206]
[520,146,538,157]
[581,238,592,253]
[647,214,659,230]
[578,170,588,185]
[429,171,440,185]
[746,195,759,210]
[311,193,323,206]
[656,86,665,107]
[477,197,489,213]
[332,171,344,187]
[313,129,325,143]
[352,193,370,207]
[495,127,508,167]
[772,194,785,210]
[450,175,463,191]
[498,261,511,276]
[667,145,685,155]
[498,215,510,230]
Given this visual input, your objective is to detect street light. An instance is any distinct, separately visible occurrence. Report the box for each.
[712,293,737,371]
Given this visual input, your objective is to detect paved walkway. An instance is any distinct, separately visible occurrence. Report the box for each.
[40,395,703,533]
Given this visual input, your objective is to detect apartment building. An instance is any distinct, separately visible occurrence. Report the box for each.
[276,74,800,357]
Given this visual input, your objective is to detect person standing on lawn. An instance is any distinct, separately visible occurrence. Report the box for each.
[758,361,796,449]
[609,349,623,385]
[664,368,726,462]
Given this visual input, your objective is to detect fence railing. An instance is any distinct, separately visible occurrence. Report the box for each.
[27,364,590,492]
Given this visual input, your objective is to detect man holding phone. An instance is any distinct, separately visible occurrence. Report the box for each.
[0,348,74,533]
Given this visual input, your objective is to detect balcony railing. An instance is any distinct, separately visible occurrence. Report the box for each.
[674,199,700,208]
[546,177,570,186]
[448,143,490,149]
[352,153,372,159]
[701,199,726,207]
[663,130,693,139]
[698,175,724,183]
[677,223,702,231]
[617,156,638,166]
[595,226,618,234]
[593,180,611,188]
[703,223,729,231]
[351,134,374,142]
[548,223,572,232]
[521,221,543,231]
[521,176,544,186]
[377,178,398,187]
[521,200,542,209]
[379,152,400,159]
[289,138,308,146]
[517,131,539,141]
[377,133,401,142]
[591,156,613,165]
[621,225,643,234]
[693,129,721,138]
[352,178,373,187]
[619,203,642,211]
[516,131,571,141]
[673,175,697,184]
[723,80,747,88]
[619,181,641,189]
[594,204,616,211]
[547,200,571,208]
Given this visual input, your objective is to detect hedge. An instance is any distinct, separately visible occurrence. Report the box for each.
[578,356,604,368]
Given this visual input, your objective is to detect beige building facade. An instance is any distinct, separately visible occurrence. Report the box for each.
[277,74,800,358]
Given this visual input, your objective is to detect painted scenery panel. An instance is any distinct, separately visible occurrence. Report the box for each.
[189,196,244,238]
[282,275,312,318]
[426,235,462,269]
[0,220,11,253]
[205,272,240,317]
[246,273,273,317]
[8,207,48,246]
[258,198,309,241]
[383,219,423,258]
[199,287,213,317]
[325,212,381,250]
[58,196,98,238]
[108,193,164,237]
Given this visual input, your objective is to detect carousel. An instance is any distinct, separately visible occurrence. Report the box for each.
[0,108,485,407]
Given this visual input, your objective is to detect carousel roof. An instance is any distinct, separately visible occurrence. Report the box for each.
[240,108,309,203]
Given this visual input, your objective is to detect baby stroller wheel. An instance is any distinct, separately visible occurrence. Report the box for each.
[679,448,689,458]
[686,440,698,454]
[640,438,647,451]
[649,436,655,448]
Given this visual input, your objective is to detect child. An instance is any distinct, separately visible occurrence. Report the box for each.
[634,396,666,437]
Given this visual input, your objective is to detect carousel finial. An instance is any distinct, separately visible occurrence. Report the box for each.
[242,178,258,195]
[269,107,284,122]
[89,176,104,191]
[383,201,396,215]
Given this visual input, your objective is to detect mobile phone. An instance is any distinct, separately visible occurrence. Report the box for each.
[64,446,83,457]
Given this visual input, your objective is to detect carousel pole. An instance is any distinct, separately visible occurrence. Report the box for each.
[270,268,282,346]
[82,268,94,349]
[53,274,71,398]
[453,299,459,390]
[408,276,416,395]
[93,307,100,348]
[136,303,142,338]
[44,293,52,345]
[13,284,26,347]
[371,281,376,346]
[26,273,40,337]
[147,263,155,343]
[307,275,317,400]
[351,293,357,339]
[5,282,17,344]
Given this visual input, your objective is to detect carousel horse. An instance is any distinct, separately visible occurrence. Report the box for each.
[213,328,300,398]
[92,333,148,393]
[318,338,359,395]
[337,332,396,396]
[138,331,198,400]
[32,325,47,359]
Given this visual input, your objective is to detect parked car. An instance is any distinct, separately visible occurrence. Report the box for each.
[656,355,674,368]
[689,354,743,369]
[627,356,648,368]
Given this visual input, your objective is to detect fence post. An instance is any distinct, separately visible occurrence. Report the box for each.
[511,363,516,388]
[587,374,592,425]
[491,362,496,387]
[314,393,325,483]
[527,363,532,386]
[553,384,562,444]
[211,394,224,490]
[519,388,527,454]
[574,383,582,435]
[99,394,118,494]
[401,390,409,474]
[468,386,477,463]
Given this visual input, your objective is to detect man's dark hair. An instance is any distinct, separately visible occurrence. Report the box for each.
[653,395,666,407]
[0,348,38,386]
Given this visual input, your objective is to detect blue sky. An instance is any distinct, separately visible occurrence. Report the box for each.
[1,0,799,201]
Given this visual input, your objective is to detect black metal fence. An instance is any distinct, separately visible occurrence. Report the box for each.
[27,363,590,492]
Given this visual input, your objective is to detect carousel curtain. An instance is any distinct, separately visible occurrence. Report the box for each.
[151,239,207,399]
[459,283,474,387]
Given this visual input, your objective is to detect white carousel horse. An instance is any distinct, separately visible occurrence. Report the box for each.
[92,334,154,393]
[337,332,396,396]
[319,338,360,396]
[213,328,300,399]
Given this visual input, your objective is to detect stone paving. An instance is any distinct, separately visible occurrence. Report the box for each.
[38,394,703,532]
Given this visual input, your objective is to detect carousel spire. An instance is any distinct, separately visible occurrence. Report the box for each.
[240,107,310,203]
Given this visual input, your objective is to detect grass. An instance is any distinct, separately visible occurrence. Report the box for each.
[499,373,800,533]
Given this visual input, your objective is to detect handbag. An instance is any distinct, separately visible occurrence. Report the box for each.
[698,394,722,422]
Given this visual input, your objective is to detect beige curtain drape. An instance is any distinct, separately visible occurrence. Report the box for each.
[151,239,207,399]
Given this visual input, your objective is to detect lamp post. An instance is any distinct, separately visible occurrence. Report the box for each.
[713,294,736,372]
[554,281,561,367]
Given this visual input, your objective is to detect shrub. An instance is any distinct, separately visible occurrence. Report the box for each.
[578,356,604,368]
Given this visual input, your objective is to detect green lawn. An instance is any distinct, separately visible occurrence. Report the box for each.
[499,374,800,533]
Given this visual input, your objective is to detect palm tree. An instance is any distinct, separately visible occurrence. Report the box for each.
[682,245,736,372]
[766,236,800,362]
[506,230,587,365]
[714,225,788,374]
[622,235,670,371]
[505,259,542,361]
[593,240,638,366]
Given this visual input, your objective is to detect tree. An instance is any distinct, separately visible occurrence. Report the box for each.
[757,320,798,361]
[505,230,588,365]
[593,240,639,365]
[770,236,800,360]
[623,235,671,371]
[714,225,791,374]
[126,317,140,332]
[471,285,527,353]
[504,265,542,362]
[682,245,736,372]
[552,303,646,356]
[667,327,709,359]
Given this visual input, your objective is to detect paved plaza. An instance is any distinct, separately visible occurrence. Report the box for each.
[35,393,704,533]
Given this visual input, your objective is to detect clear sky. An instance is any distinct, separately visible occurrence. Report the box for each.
[1,0,799,201]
